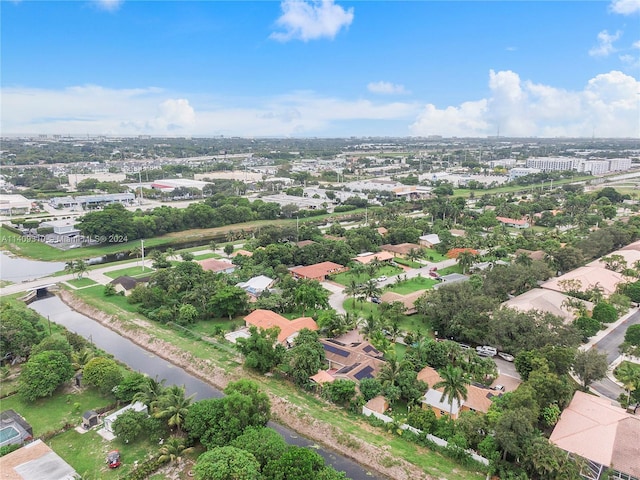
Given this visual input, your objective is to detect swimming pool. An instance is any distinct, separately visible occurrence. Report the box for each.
[0,426,20,446]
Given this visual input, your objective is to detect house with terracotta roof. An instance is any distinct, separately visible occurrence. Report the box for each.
[244,309,318,346]
[541,265,626,298]
[231,249,253,258]
[380,243,422,257]
[196,258,237,274]
[352,251,395,265]
[496,216,530,228]
[380,290,427,315]
[319,339,386,383]
[550,390,640,480]
[417,366,498,419]
[501,289,593,324]
[289,261,347,281]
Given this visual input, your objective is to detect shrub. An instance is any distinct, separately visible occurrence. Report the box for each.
[592,302,617,324]
[624,324,640,346]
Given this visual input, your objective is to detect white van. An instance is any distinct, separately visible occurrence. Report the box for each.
[476,346,497,357]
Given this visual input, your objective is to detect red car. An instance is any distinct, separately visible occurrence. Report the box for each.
[106,450,121,469]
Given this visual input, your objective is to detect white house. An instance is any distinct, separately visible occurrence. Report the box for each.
[103,401,148,433]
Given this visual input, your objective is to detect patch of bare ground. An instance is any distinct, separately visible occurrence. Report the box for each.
[57,290,436,480]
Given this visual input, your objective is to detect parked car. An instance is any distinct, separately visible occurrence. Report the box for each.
[476,346,497,357]
[371,297,381,304]
[492,384,505,391]
[377,276,387,282]
[458,343,471,350]
[106,450,121,469]
[498,352,514,362]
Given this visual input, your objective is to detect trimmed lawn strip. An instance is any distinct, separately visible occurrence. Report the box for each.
[103,266,153,279]
[73,285,140,316]
[192,252,222,260]
[386,276,437,294]
[66,277,98,288]
[421,249,448,262]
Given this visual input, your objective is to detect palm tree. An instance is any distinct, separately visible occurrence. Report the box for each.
[165,247,176,261]
[344,280,361,308]
[616,363,640,400]
[158,437,194,464]
[133,376,167,412]
[407,248,420,264]
[72,348,94,372]
[154,385,195,434]
[378,356,403,387]
[362,279,381,301]
[64,260,76,276]
[456,250,477,274]
[74,259,88,279]
[129,246,142,267]
[433,365,470,417]
[360,315,378,340]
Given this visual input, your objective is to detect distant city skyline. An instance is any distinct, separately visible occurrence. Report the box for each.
[2,0,639,138]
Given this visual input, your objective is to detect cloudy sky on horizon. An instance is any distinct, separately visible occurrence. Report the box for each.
[2,0,639,138]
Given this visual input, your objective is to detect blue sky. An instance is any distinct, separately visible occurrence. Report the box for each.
[2,0,639,137]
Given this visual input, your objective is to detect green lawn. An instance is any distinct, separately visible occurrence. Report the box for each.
[193,252,222,260]
[66,277,98,288]
[73,286,140,315]
[438,264,463,275]
[1,389,112,436]
[104,266,153,279]
[421,249,447,262]
[393,257,422,268]
[386,276,437,294]
[49,428,163,480]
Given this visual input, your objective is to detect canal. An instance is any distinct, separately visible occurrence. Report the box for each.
[29,296,385,480]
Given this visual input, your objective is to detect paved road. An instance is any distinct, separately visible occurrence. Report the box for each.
[591,376,624,400]
[591,309,640,364]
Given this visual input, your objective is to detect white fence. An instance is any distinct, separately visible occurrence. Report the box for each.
[362,406,489,466]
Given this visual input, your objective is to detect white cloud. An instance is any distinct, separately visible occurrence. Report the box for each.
[367,81,409,95]
[270,0,354,42]
[633,40,640,49]
[610,0,640,14]
[94,0,123,12]
[589,30,622,57]
[0,85,418,137]
[410,70,640,138]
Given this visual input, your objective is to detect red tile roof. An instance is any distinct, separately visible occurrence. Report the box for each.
[244,309,318,344]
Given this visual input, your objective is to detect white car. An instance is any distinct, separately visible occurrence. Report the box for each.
[498,352,514,362]
[377,276,387,282]
[476,346,497,357]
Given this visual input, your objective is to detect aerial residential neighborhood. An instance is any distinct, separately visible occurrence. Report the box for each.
[2,0,640,479]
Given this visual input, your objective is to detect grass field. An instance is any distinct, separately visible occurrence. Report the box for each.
[421,249,448,262]
[66,277,99,288]
[73,285,140,315]
[192,252,221,260]
[49,428,167,480]
[386,276,437,294]
[1,389,111,436]
[103,266,153,279]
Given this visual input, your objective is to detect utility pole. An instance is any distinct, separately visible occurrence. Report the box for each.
[140,239,145,271]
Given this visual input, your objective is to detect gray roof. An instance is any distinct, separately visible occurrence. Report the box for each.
[422,389,462,415]
[433,273,469,290]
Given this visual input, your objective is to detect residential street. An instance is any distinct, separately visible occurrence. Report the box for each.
[591,309,640,364]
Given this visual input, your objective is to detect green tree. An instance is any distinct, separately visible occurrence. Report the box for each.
[624,324,640,346]
[83,357,124,395]
[592,302,618,323]
[236,326,286,373]
[194,446,261,480]
[155,385,195,434]
[30,333,73,360]
[263,446,326,480]
[230,427,288,470]
[574,315,601,339]
[177,303,199,325]
[112,409,148,444]
[18,351,74,401]
[224,244,235,257]
[406,408,437,433]
[132,375,167,411]
[494,409,535,461]
[456,250,477,274]
[358,378,383,401]
[323,379,356,405]
[433,365,469,417]
[113,372,147,403]
[287,329,325,387]
[209,286,249,320]
[573,349,609,390]
[0,303,45,358]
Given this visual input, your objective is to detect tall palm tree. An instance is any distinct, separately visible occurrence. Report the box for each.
[74,259,88,279]
[64,260,76,276]
[133,376,167,412]
[158,437,194,464]
[344,280,361,308]
[456,251,477,274]
[362,279,381,301]
[378,356,403,387]
[129,246,142,267]
[72,348,94,372]
[154,385,195,434]
[433,365,470,417]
